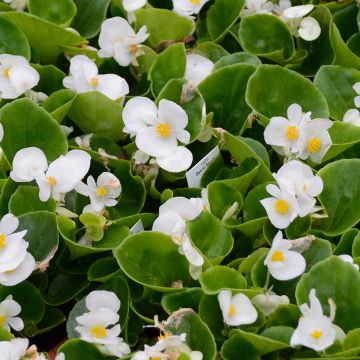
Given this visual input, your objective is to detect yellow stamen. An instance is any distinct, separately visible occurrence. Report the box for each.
[190,0,201,3]
[228,304,236,317]
[286,125,299,140]
[271,250,285,262]
[310,329,323,339]
[156,123,171,138]
[151,358,161,360]
[115,97,123,104]
[4,68,10,78]
[303,184,308,191]
[307,138,321,153]
[47,176,57,187]
[158,331,171,340]
[90,77,99,87]
[90,325,107,339]
[0,315,6,326]
[275,199,289,214]
[96,186,107,196]
[0,234,6,249]
[129,44,138,55]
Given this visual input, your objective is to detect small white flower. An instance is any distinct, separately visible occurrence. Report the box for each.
[298,17,321,41]
[338,254,359,270]
[274,160,323,217]
[60,125,73,138]
[133,150,150,165]
[98,17,149,67]
[98,337,131,358]
[3,0,27,11]
[63,55,129,102]
[252,291,290,316]
[218,289,257,326]
[260,182,299,229]
[173,0,209,17]
[76,172,122,212]
[55,353,65,360]
[0,54,39,99]
[352,82,360,108]
[185,54,214,87]
[343,109,360,126]
[0,295,24,332]
[75,133,93,149]
[291,289,338,351]
[241,0,274,16]
[264,231,306,281]
[10,147,48,183]
[0,253,35,287]
[272,0,291,15]
[0,338,28,359]
[122,0,146,23]
[25,90,48,105]
[35,150,91,202]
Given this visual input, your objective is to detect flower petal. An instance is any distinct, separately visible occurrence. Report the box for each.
[156,146,193,173]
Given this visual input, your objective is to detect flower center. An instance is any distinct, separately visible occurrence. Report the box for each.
[158,331,171,340]
[286,125,299,140]
[108,179,119,189]
[129,44,138,55]
[0,234,6,249]
[4,68,10,78]
[90,77,99,87]
[228,304,236,317]
[275,199,289,214]
[0,314,6,326]
[310,329,323,339]
[47,176,57,187]
[190,0,201,3]
[307,137,321,153]
[90,325,107,339]
[156,123,171,138]
[271,250,285,262]
[96,186,108,196]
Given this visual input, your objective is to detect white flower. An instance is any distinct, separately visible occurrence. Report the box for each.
[98,17,149,67]
[264,231,306,281]
[272,0,291,15]
[85,290,121,313]
[338,254,359,271]
[218,290,257,326]
[343,109,360,126]
[0,54,39,99]
[3,0,27,11]
[291,289,338,351]
[0,296,24,332]
[76,172,122,212]
[75,134,93,149]
[264,103,311,157]
[0,253,35,287]
[185,54,214,87]
[252,291,290,316]
[98,337,131,358]
[0,338,28,359]
[55,353,65,360]
[133,150,150,165]
[60,125,73,138]
[10,147,48,183]
[63,55,129,102]
[241,0,273,16]
[35,150,91,202]
[173,0,209,17]
[122,0,146,23]
[293,118,332,163]
[260,182,299,229]
[353,82,360,108]
[274,160,323,217]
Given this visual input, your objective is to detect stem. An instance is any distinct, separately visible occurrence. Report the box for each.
[264,270,270,290]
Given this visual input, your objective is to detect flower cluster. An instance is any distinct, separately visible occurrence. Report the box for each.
[343,82,360,126]
[75,290,130,358]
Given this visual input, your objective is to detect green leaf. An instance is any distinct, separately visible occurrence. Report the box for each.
[33,64,66,95]
[9,186,56,216]
[68,92,124,141]
[71,0,111,38]
[296,256,360,332]
[318,159,360,236]
[187,212,234,263]
[246,65,329,125]
[136,8,194,47]
[194,41,229,62]
[36,306,66,334]
[87,257,121,282]
[161,288,204,314]
[198,64,256,134]
[149,43,186,97]
[222,333,261,360]
[314,65,360,121]
[238,14,295,63]
[28,0,77,26]
[0,98,67,163]
[115,231,191,291]
[206,0,244,41]
[58,339,108,359]
[266,304,301,328]
[0,14,30,59]
[199,266,247,294]
[3,11,85,64]
[213,52,261,70]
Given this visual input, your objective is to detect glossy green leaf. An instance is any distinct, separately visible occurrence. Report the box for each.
[296,256,360,332]
[136,8,194,47]
[87,257,121,282]
[33,64,66,95]
[198,64,256,134]
[58,339,108,359]
[115,231,191,291]
[222,333,261,360]
[36,306,66,334]
[42,89,77,123]
[0,98,67,163]
[213,52,261,70]
[318,159,360,236]
[161,288,204,314]
[266,304,301,328]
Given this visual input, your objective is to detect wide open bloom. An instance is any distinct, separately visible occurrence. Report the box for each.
[218,289,258,326]
[98,17,149,67]
[0,296,24,332]
[185,54,214,87]
[264,231,306,281]
[241,0,273,16]
[63,55,129,102]
[291,289,341,351]
[173,0,210,17]
[0,54,39,99]
[274,160,323,217]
